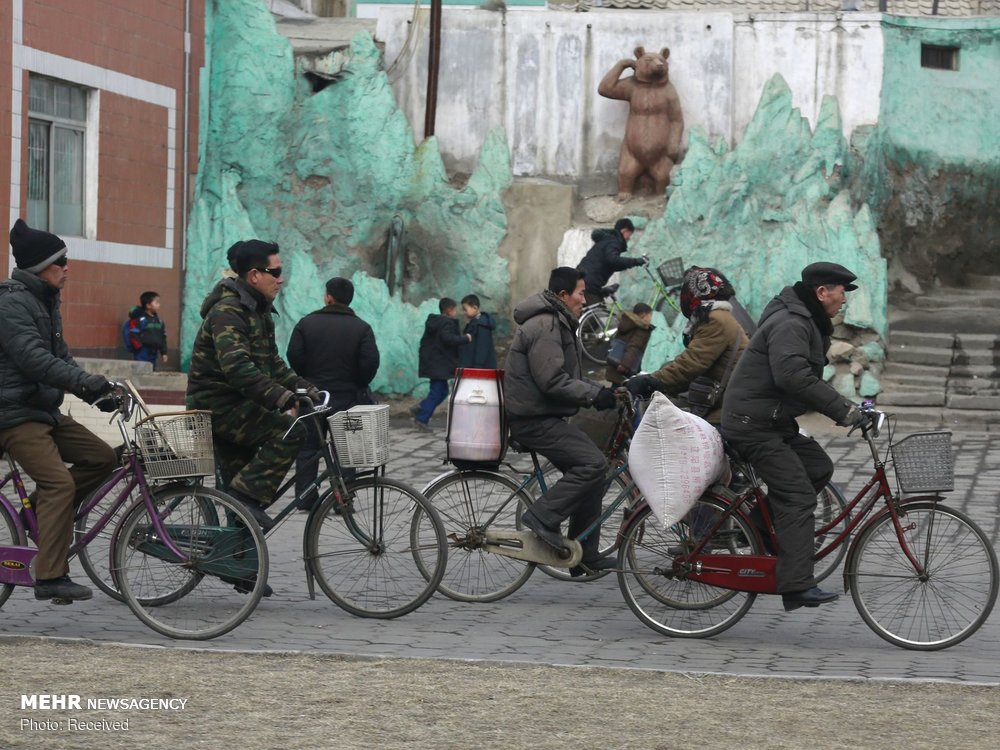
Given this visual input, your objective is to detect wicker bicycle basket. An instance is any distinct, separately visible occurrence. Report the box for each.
[328,405,390,468]
[133,411,216,479]
[890,431,954,495]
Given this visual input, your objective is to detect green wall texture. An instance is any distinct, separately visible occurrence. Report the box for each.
[183,0,512,395]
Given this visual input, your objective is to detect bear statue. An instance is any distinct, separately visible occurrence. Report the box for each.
[598,46,684,202]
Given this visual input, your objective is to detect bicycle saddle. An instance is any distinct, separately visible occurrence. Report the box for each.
[600,283,620,297]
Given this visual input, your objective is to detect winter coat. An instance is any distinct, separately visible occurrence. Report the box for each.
[0,269,107,429]
[504,291,602,418]
[721,285,853,428]
[287,303,380,401]
[127,306,168,357]
[460,312,498,369]
[186,277,309,413]
[651,303,747,423]
[576,228,644,293]
[604,311,654,385]
[418,314,467,380]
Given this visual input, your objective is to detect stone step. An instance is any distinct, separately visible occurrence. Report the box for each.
[950,364,1000,379]
[887,345,954,367]
[948,378,1000,393]
[964,275,1000,291]
[954,333,1000,350]
[877,388,946,407]
[908,289,1000,310]
[947,392,1000,410]
[888,330,954,349]
[876,405,1000,432]
[952,349,1000,367]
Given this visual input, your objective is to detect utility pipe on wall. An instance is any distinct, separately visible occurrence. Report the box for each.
[424,0,442,138]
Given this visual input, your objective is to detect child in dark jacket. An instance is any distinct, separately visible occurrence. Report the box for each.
[459,294,498,369]
[413,298,470,431]
[127,291,168,369]
[605,302,654,385]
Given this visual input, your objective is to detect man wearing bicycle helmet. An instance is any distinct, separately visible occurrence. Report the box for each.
[187,240,321,532]
[577,218,646,306]
[721,261,866,611]
[505,267,619,577]
[0,220,118,603]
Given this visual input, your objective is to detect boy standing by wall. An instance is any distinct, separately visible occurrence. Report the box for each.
[413,298,470,432]
[459,293,498,369]
[126,291,168,369]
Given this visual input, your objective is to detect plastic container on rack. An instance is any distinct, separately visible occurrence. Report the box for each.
[328,404,390,468]
[446,368,507,466]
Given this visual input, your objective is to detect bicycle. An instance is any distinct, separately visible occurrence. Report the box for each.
[0,381,268,640]
[219,393,449,619]
[617,404,999,650]
[577,255,684,365]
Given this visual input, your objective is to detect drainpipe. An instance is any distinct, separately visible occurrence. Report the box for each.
[181,0,192,270]
[424,0,442,139]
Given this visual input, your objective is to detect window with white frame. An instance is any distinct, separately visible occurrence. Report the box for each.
[27,75,87,236]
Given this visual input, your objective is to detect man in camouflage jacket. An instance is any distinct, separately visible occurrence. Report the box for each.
[187,240,318,530]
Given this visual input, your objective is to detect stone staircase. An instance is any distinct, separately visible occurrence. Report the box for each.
[878,281,1000,431]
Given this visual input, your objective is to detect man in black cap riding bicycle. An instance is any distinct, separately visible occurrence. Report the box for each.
[721,261,867,612]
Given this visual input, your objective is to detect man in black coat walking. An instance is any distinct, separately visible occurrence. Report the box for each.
[413,298,470,431]
[576,218,645,305]
[287,277,380,509]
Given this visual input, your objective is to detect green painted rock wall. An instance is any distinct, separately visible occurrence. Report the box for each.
[183,0,512,395]
[624,75,888,398]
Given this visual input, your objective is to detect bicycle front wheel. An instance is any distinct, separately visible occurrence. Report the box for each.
[76,474,144,602]
[578,308,617,365]
[420,470,534,602]
[848,501,998,650]
[307,477,447,618]
[618,501,758,638]
[114,486,268,640]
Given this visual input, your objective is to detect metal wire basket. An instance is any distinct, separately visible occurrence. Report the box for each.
[134,411,216,479]
[657,256,686,288]
[890,431,954,495]
[328,405,390,468]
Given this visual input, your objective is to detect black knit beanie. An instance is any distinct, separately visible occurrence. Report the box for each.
[9,219,67,272]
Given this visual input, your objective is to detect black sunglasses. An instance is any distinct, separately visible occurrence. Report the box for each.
[52,255,68,267]
[253,266,282,278]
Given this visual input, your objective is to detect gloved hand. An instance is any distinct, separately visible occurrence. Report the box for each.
[637,256,650,267]
[93,394,118,413]
[838,406,868,429]
[625,374,658,399]
[278,391,297,413]
[593,387,617,411]
[79,374,112,405]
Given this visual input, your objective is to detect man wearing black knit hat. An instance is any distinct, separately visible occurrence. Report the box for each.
[0,219,118,603]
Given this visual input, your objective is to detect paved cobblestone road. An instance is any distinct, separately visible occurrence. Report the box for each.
[2,415,998,684]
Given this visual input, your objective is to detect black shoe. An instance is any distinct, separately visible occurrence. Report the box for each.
[569,557,617,578]
[220,575,273,598]
[520,511,565,552]
[228,490,276,531]
[34,576,93,602]
[782,586,839,612]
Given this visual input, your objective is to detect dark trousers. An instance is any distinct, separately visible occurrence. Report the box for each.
[0,416,116,580]
[416,379,449,424]
[509,416,609,561]
[722,420,833,593]
[211,401,304,506]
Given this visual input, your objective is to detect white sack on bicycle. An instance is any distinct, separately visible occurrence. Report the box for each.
[630,392,727,531]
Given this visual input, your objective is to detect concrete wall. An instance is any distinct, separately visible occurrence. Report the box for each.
[375,9,883,178]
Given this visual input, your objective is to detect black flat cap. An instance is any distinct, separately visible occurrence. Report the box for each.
[801,261,858,291]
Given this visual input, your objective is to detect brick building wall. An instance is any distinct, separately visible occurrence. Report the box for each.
[2,0,205,362]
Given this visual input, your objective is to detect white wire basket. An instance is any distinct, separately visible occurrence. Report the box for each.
[328,405,390,468]
[890,431,954,495]
[134,411,216,479]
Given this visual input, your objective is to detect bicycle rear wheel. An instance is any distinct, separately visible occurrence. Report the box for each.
[813,482,849,584]
[307,476,446,618]
[114,486,268,640]
[848,501,998,650]
[578,307,617,365]
[618,501,758,638]
[76,474,143,602]
[419,470,534,602]
[0,504,24,609]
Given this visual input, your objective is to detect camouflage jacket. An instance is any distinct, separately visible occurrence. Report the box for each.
[186,277,308,413]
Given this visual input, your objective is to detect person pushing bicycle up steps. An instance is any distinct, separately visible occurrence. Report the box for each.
[721,261,868,611]
[505,267,619,577]
[0,220,118,603]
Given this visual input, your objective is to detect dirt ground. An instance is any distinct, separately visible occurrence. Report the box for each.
[1,639,997,750]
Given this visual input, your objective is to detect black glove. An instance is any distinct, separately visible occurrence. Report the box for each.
[625,375,657,399]
[593,387,617,411]
[278,391,297,413]
[305,386,323,405]
[636,256,649,267]
[838,406,868,429]
[79,374,112,405]
[94,394,118,413]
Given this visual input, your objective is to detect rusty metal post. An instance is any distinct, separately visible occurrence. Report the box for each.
[424,0,442,139]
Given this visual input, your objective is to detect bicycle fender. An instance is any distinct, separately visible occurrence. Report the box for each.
[483,530,582,568]
[841,495,948,593]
